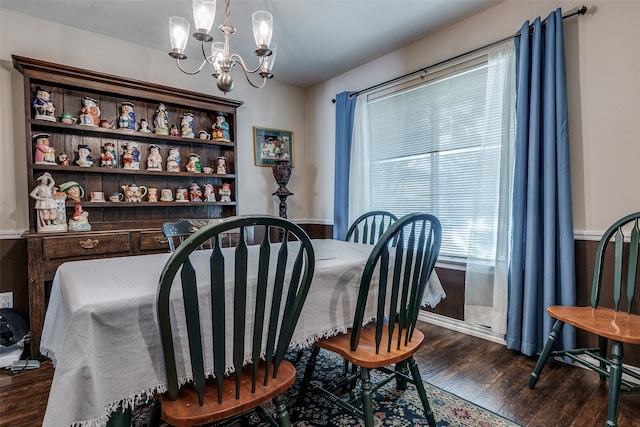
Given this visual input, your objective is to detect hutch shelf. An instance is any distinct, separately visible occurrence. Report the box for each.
[13,55,243,357]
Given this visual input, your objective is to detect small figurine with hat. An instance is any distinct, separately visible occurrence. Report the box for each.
[68,204,91,232]
[118,101,136,130]
[32,87,56,122]
[59,181,84,202]
[100,142,117,168]
[185,153,201,173]
[122,141,140,169]
[212,112,230,142]
[29,172,67,232]
[147,144,163,171]
[79,96,100,126]
[33,133,56,165]
[75,144,94,167]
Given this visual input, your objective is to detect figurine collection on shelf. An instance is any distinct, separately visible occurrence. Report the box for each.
[30,90,235,234]
[32,90,233,143]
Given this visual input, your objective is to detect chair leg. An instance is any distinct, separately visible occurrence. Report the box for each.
[396,360,409,391]
[360,368,375,427]
[105,406,131,427]
[273,394,292,427]
[409,357,436,427]
[529,319,565,389]
[292,346,320,419]
[598,336,609,381]
[606,342,623,427]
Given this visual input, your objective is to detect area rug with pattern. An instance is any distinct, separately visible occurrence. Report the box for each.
[134,349,521,427]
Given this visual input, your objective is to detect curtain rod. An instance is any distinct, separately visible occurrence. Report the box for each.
[332,5,588,103]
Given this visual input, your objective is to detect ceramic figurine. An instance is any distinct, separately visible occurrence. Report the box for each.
[147,144,162,171]
[100,119,114,129]
[29,172,67,232]
[219,182,231,202]
[121,183,147,203]
[68,204,91,231]
[75,144,95,167]
[122,141,140,169]
[59,181,85,202]
[169,124,180,136]
[189,183,202,202]
[212,112,230,141]
[198,130,211,140]
[118,101,136,130]
[79,96,100,126]
[175,187,188,202]
[100,142,117,168]
[58,152,70,166]
[186,153,201,173]
[216,156,227,174]
[60,113,77,124]
[139,118,152,133]
[33,133,56,165]
[32,87,56,122]
[166,147,181,172]
[147,187,158,202]
[160,188,173,202]
[153,103,169,135]
[204,183,216,202]
[181,113,195,138]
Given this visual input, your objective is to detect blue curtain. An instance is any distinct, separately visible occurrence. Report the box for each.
[506,9,576,356]
[333,92,357,240]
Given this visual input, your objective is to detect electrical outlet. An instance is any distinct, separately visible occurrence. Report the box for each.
[0,292,13,309]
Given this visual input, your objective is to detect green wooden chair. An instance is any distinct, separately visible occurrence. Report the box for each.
[528,211,640,427]
[294,212,441,427]
[345,211,398,245]
[156,215,315,426]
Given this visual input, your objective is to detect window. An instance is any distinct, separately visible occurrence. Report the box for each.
[354,58,504,260]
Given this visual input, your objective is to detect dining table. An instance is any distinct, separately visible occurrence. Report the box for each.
[39,238,446,427]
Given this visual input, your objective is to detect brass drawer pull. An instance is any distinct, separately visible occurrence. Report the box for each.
[156,237,168,244]
[79,239,99,249]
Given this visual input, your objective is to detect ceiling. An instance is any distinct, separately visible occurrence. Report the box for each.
[0,0,502,88]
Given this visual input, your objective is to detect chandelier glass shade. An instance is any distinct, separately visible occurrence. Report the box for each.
[169,0,276,93]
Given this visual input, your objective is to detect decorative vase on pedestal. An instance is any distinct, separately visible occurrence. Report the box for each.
[272,159,293,220]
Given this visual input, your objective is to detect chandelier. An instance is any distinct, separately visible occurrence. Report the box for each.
[169,0,276,93]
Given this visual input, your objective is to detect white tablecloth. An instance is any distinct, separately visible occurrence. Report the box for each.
[40,239,445,427]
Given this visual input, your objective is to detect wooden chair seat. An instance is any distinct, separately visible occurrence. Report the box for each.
[158,360,296,427]
[547,306,640,345]
[315,323,424,369]
[529,212,640,427]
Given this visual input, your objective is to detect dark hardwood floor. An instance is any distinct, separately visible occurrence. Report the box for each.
[2,322,639,426]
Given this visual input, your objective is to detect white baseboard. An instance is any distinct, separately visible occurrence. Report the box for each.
[418,311,506,345]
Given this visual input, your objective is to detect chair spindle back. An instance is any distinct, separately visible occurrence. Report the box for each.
[157,215,315,406]
[346,211,398,245]
[591,212,640,313]
[351,212,441,353]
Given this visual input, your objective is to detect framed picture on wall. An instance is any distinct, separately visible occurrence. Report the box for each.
[253,126,294,167]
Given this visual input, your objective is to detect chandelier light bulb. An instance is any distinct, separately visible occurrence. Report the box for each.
[193,0,217,40]
[169,16,190,58]
[252,11,273,48]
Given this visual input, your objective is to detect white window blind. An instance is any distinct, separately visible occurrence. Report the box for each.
[364,62,502,259]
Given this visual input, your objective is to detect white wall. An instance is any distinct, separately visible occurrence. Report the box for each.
[0,9,309,237]
[306,0,640,235]
[2,2,640,237]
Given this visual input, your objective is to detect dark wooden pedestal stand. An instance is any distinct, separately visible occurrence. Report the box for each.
[272,159,293,240]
